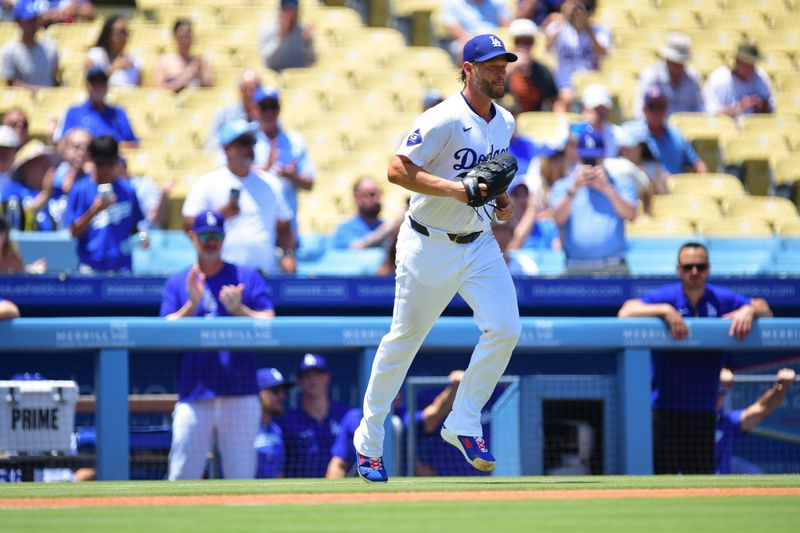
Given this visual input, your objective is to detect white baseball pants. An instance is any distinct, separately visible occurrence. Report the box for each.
[168,395,260,480]
[354,222,521,457]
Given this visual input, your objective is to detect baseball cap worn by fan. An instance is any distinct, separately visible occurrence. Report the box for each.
[253,86,280,105]
[192,211,225,233]
[86,65,109,82]
[509,18,539,39]
[257,367,295,390]
[576,127,604,159]
[582,83,612,110]
[736,42,762,65]
[644,84,668,105]
[298,353,328,374]
[218,118,259,146]
[660,33,691,64]
[11,139,54,174]
[463,34,518,63]
[0,125,21,149]
[12,1,39,21]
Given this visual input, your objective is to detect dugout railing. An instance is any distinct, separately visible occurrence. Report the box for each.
[1,317,799,480]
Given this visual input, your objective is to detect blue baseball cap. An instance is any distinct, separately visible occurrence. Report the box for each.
[575,126,605,159]
[463,34,518,63]
[218,118,259,146]
[13,1,40,22]
[252,86,280,105]
[298,353,328,374]
[615,120,649,148]
[257,367,294,390]
[192,211,225,233]
[86,64,109,82]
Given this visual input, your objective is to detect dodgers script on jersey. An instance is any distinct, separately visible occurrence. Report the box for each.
[397,92,515,234]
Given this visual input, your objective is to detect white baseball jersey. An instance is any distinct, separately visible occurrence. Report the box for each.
[396,92,515,234]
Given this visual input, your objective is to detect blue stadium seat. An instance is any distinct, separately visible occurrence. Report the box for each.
[766,251,800,275]
[509,249,566,276]
[626,237,694,254]
[707,250,773,275]
[626,249,678,275]
[10,230,79,273]
[706,237,781,255]
[783,238,800,252]
[296,232,330,262]
[296,248,385,276]
[133,247,196,274]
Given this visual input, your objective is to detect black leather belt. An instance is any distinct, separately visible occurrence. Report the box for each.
[409,217,482,244]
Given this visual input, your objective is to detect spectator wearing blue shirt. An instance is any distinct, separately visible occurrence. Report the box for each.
[618,241,773,474]
[254,367,294,479]
[332,176,386,250]
[53,65,138,148]
[278,353,350,478]
[641,85,707,176]
[65,135,143,272]
[716,367,795,475]
[550,126,637,275]
[161,210,276,480]
[1,139,58,231]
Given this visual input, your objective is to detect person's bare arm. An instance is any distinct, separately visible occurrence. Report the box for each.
[69,195,114,238]
[420,370,464,434]
[277,220,296,274]
[617,299,688,340]
[740,368,796,432]
[0,299,20,319]
[218,283,276,318]
[388,155,471,202]
[723,298,773,340]
[325,456,349,479]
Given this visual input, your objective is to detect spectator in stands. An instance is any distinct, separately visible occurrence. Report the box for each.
[279,353,351,478]
[505,18,559,112]
[65,134,144,272]
[206,69,262,149]
[580,83,619,157]
[0,125,20,192]
[153,18,215,93]
[161,210,275,480]
[118,155,173,230]
[36,0,95,25]
[641,85,707,176]
[254,367,294,479]
[617,241,773,474]
[1,1,60,92]
[516,0,564,26]
[423,90,444,111]
[505,182,560,251]
[0,292,19,318]
[1,139,58,231]
[0,212,46,273]
[550,126,636,275]
[440,0,510,63]
[332,176,385,250]
[2,107,31,146]
[492,221,539,275]
[716,367,796,475]
[251,86,314,242]
[634,33,704,119]
[525,142,568,216]
[85,14,140,87]
[260,0,315,72]
[182,119,296,276]
[53,127,90,196]
[704,41,774,118]
[53,65,138,148]
[604,120,666,216]
[543,0,610,112]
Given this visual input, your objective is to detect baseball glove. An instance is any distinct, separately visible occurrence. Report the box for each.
[461,152,518,208]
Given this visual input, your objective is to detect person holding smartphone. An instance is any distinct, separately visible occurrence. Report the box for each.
[617,242,773,474]
[549,125,637,275]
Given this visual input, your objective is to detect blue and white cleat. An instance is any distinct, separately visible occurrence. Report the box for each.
[356,453,389,483]
[440,427,496,472]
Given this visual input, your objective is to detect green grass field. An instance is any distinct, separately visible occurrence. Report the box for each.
[1,476,799,533]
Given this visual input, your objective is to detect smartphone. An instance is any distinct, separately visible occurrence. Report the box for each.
[230,188,241,204]
[97,183,113,200]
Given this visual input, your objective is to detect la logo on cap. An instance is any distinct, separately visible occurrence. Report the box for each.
[584,136,597,149]
[206,212,218,226]
[271,369,283,380]
[303,353,317,366]
[490,35,502,48]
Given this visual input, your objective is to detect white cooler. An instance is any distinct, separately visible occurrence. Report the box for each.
[0,380,78,454]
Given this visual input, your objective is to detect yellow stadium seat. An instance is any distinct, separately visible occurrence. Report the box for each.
[668,173,745,202]
[772,71,800,93]
[762,10,800,31]
[739,115,800,150]
[516,112,580,145]
[593,8,635,31]
[777,218,800,237]
[720,131,789,195]
[701,11,771,33]
[613,28,669,51]
[634,10,702,32]
[748,29,800,56]
[423,70,463,96]
[0,86,34,115]
[650,194,723,225]
[682,28,744,55]
[723,0,791,14]
[387,46,456,75]
[280,67,353,93]
[775,93,800,118]
[668,113,737,142]
[724,196,799,227]
[353,68,423,93]
[625,217,696,237]
[698,217,774,237]
[756,51,797,78]
[602,48,658,77]
[687,48,726,79]
[770,153,800,188]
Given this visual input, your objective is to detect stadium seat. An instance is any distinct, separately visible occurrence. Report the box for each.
[698,217,774,238]
[767,251,800,274]
[700,10,771,33]
[296,232,330,262]
[724,196,799,228]
[10,230,79,273]
[627,236,692,254]
[667,173,745,202]
[650,194,723,226]
[634,10,702,32]
[720,132,790,195]
[705,236,781,256]
[296,248,386,276]
[516,112,579,145]
[625,218,696,238]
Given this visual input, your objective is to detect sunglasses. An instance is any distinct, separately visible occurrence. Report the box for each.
[231,136,256,147]
[258,101,279,111]
[7,121,28,129]
[197,230,224,242]
[94,158,118,167]
[645,103,666,111]
[679,263,708,272]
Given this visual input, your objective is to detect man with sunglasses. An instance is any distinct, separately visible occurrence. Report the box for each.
[182,118,296,276]
[161,210,276,480]
[254,367,294,478]
[65,134,144,272]
[617,241,772,474]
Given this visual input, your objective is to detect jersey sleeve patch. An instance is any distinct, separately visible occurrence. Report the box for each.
[406,128,423,146]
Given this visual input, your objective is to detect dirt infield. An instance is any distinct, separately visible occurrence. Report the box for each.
[2,487,799,509]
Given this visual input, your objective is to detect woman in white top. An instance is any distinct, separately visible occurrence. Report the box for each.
[85,14,141,87]
[153,19,214,93]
